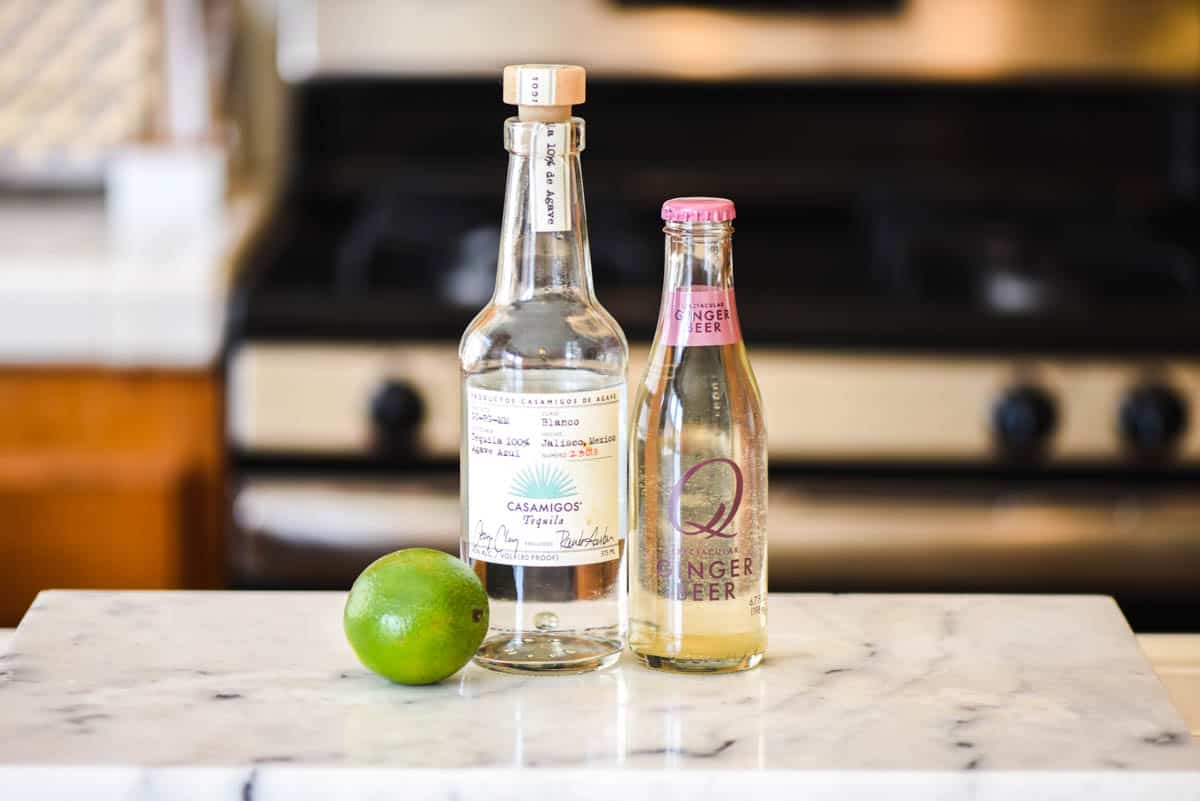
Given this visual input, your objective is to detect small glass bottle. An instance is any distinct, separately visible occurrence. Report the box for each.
[629,197,768,673]
[460,65,628,674]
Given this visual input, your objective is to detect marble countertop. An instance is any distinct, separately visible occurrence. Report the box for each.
[0,591,1197,800]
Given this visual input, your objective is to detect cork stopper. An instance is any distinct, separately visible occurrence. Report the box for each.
[502,64,586,122]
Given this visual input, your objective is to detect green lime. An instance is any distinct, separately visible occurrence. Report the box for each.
[344,548,489,685]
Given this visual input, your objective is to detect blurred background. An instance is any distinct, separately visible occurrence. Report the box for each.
[1,0,1197,630]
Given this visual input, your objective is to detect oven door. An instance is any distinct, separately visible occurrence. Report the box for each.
[770,477,1200,629]
[770,479,1198,587]
[229,475,460,589]
[229,473,1200,627]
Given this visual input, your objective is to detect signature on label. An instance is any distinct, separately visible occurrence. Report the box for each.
[473,520,521,558]
[559,527,615,550]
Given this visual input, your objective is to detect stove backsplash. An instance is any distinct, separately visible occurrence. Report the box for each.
[233,78,1198,350]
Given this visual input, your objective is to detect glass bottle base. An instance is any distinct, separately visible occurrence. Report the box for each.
[632,650,764,674]
[473,632,623,675]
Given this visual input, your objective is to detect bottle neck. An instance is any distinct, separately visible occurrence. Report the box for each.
[662,221,735,291]
[493,117,594,305]
[657,221,741,349]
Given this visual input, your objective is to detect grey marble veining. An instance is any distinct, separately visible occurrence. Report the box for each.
[0,591,1196,800]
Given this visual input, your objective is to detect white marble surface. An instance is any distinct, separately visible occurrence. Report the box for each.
[0,591,1197,800]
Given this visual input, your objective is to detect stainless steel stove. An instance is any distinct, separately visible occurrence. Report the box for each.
[225,2,1200,629]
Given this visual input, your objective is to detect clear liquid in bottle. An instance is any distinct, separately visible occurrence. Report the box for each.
[460,65,628,674]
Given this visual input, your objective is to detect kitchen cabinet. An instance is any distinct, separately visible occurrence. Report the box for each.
[0,369,223,625]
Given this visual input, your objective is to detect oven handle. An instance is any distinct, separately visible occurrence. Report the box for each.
[233,479,461,551]
[769,483,1200,592]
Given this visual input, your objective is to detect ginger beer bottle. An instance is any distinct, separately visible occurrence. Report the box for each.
[630,197,767,673]
[460,65,628,674]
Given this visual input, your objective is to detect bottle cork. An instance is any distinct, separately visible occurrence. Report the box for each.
[502,64,586,122]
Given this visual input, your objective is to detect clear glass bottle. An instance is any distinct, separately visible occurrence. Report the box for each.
[629,197,768,673]
[460,65,628,674]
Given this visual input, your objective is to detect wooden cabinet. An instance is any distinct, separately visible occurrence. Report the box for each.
[0,369,223,625]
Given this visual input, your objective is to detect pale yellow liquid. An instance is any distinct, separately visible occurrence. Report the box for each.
[629,585,767,672]
[629,338,768,673]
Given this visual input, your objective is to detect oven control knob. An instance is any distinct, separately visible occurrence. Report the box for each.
[992,385,1057,456]
[370,380,425,451]
[1119,384,1188,456]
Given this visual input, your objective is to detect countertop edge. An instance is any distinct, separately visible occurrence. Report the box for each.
[1,765,1199,801]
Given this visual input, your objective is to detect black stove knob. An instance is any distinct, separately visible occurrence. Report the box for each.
[992,385,1057,457]
[371,380,425,453]
[1119,383,1188,457]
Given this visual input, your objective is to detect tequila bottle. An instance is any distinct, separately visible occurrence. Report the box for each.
[630,197,768,673]
[460,65,628,674]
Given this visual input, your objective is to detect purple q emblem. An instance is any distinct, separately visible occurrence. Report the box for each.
[668,457,743,539]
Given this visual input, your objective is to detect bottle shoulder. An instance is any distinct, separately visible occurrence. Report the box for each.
[631,347,765,424]
[460,295,628,373]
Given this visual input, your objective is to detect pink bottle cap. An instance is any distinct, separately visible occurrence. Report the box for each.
[661,197,736,223]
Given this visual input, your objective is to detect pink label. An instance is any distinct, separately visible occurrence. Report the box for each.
[664,287,742,346]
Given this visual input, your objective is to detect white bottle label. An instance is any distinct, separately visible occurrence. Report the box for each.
[466,386,622,567]
[518,67,556,106]
[530,122,571,233]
